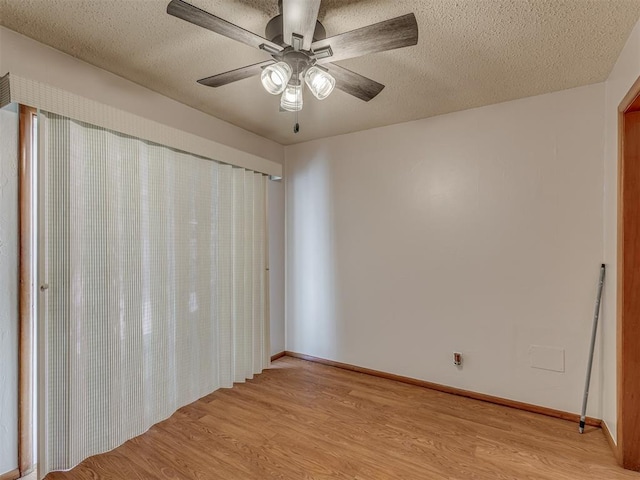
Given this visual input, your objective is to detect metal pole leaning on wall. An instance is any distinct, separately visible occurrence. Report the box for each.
[579,263,606,434]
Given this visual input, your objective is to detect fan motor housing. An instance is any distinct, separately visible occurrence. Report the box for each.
[265,14,326,47]
[281,50,313,75]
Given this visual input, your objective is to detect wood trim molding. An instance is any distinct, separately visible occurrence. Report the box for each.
[617,77,640,471]
[602,421,619,463]
[283,351,602,428]
[0,469,20,480]
[270,351,286,362]
[18,104,36,477]
[619,74,640,113]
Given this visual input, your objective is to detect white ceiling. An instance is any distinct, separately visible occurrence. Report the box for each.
[1,0,639,145]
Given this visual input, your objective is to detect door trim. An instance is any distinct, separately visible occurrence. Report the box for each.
[18,104,36,477]
[617,74,640,471]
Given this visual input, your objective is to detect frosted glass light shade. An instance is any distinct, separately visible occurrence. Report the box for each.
[261,62,292,95]
[280,83,303,112]
[304,66,335,100]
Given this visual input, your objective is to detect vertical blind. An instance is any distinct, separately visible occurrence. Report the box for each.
[39,112,269,476]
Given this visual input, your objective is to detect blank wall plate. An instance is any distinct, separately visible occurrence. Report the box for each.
[529,345,565,373]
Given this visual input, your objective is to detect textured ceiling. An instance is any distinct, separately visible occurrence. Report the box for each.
[1,0,639,145]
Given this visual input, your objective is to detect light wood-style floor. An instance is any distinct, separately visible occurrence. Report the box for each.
[47,356,638,480]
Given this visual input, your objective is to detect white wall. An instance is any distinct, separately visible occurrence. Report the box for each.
[285,83,605,417]
[601,18,640,443]
[269,180,286,356]
[0,26,284,166]
[0,104,19,475]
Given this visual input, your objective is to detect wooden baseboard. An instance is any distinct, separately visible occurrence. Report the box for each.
[602,421,620,461]
[283,351,602,428]
[270,351,286,362]
[0,468,20,480]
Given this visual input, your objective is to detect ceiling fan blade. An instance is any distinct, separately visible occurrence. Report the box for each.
[282,0,321,50]
[197,60,275,87]
[323,64,385,102]
[167,0,283,53]
[312,13,418,64]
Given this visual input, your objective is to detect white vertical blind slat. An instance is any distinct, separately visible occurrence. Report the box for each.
[40,112,269,477]
[231,168,245,383]
[244,169,255,380]
[217,165,233,388]
[254,173,267,374]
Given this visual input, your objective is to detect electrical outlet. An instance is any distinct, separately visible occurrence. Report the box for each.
[453,352,463,367]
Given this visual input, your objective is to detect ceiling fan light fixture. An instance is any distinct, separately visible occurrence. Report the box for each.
[304,67,336,100]
[261,62,292,95]
[304,66,335,100]
[170,0,420,121]
[280,82,304,112]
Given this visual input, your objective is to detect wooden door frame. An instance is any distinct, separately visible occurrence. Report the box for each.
[18,104,37,478]
[617,75,640,471]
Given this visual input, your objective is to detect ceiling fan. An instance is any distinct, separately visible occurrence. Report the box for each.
[167,0,418,114]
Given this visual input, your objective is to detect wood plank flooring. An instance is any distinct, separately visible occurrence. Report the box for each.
[46,356,638,480]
